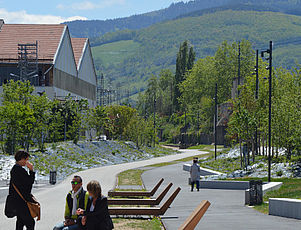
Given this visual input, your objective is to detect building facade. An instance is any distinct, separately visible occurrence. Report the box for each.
[0,20,97,106]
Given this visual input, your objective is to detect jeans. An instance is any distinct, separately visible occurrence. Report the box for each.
[191,180,200,191]
[53,222,80,230]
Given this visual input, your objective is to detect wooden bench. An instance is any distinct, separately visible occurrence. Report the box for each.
[108,183,173,206]
[109,187,181,216]
[108,178,164,197]
[178,200,211,230]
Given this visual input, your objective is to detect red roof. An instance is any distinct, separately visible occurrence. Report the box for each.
[0,24,65,62]
[71,38,87,68]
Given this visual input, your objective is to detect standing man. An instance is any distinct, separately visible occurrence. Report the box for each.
[190,157,201,192]
[53,175,89,230]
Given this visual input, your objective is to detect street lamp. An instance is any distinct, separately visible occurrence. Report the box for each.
[214,83,218,160]
[261,41,273,182]
[254,50,259,156]
[153,95,156,147]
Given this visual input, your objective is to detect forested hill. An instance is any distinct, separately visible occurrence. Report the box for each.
[64,0,230,38]
[91,9,301,96]
[65,0,301,38]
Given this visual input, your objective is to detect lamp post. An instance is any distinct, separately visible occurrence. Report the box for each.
[238,42,241,97]
[254,50,259,156]
[261,41,272,182]
[153,95,156,147]
[214,83,218,160]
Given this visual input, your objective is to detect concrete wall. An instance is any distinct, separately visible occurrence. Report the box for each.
[34,86,95,107]
[269,198,301,220]
[200,180,250,190]
[53,68,96,101]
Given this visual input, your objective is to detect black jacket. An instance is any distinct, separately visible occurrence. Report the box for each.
[9,164,35,203]
[81,196,114,230]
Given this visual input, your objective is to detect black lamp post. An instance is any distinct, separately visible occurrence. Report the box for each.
[254,50,259,156]
[238,42,241,97]
[261,41,273,182]
[153,95,156,146]
[214,83,218,160]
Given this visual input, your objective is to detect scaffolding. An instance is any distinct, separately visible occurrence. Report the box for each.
[17,41,39,84]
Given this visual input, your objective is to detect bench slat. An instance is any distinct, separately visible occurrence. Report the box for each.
[178,200,211,230]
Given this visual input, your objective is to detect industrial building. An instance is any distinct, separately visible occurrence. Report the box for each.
[0,19,97,106]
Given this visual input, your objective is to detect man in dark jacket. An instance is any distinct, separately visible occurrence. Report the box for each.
[8,150,36,230]
[53,175,89,230]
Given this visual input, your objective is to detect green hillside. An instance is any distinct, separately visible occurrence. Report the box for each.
[92,40,140,69]
[91,10,301,95]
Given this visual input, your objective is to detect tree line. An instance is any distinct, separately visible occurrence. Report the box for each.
[138,39,301,161]
[0,80,156,154]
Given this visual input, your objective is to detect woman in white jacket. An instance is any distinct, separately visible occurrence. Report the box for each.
[190,158,201,191]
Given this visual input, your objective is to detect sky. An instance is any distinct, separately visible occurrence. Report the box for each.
[0,0,189,24]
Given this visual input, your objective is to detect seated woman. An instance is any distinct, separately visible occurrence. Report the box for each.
[76,180,114,230]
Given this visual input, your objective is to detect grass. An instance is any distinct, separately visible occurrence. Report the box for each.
[114,167,163,229]
[188,144,224,150]
[256,178,301,213]
[226,177,301,214]
[118,169,145,186]
[92,40,140,68]
[112,217,162,230]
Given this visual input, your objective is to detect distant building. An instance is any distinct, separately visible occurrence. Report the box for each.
[0,20,97,106]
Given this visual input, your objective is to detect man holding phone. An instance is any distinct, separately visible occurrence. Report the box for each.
[53,175,89,230]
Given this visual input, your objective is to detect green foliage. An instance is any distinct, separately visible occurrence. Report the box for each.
[91,10,301,94]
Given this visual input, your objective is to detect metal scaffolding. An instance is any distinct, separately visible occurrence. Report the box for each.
[17,41,39,83]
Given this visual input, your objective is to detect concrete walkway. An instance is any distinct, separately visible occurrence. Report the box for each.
[0,149,205,229]
[142,162,301,230]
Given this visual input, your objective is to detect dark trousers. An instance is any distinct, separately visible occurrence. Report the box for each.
[16,203,35,230]
[191,180,200,191]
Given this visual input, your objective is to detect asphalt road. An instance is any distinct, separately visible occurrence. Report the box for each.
[0,149,206,229]
[142,162,301,230]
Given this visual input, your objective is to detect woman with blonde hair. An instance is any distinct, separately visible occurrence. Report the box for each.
[76,180,113,230]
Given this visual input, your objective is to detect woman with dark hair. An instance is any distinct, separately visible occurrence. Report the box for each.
[76,180,113,230]
[8,150,36,230]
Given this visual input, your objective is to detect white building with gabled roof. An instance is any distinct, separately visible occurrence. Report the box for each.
[0,20,97,107]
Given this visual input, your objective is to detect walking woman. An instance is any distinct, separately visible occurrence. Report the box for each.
[9,150,36,230]
[76,180,114,230]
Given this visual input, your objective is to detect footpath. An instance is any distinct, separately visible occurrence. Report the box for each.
[142,162,301,230]
[0,149,205,229]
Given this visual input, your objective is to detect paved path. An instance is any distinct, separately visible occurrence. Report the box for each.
[0,149,205,229]
[142,162,301,230]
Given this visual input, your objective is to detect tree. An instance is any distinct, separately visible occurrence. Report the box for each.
[86,105,109,139]
[0,80,35,153]
[174,40,195,112]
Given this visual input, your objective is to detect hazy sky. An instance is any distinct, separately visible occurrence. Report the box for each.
[0,0,189,24]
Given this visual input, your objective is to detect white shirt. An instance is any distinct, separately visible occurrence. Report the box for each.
[90,203,94,212]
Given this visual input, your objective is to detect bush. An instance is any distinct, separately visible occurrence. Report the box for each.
[276,170,283,177]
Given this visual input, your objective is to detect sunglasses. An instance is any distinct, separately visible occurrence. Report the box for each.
[71,181,80,185]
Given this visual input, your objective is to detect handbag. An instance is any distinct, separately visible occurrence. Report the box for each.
[12,183,41,221]
[4,194,17,218]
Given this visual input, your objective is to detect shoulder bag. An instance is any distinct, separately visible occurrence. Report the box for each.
[4,194,17,218]
[12,183,41,221]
